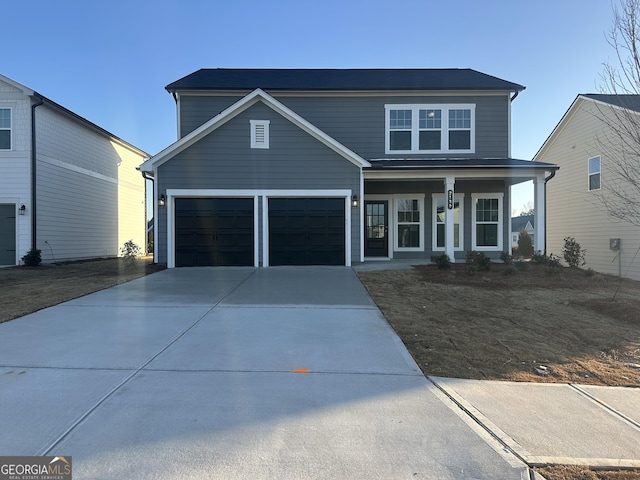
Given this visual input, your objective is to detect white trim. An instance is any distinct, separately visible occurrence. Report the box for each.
[250,120,270,149]
[471,193,504,251]
[385,103,475,154]
[359,170,365,263]
[588,155,602,191]
[432,192,465,252]
[165,188,353,268]
[139,88,370,171]
[38,155,118,184]
[393,194,425,252]
[176,89,518,99]
[0,107,12,151]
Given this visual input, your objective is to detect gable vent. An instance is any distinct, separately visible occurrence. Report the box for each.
[250,120,270,149]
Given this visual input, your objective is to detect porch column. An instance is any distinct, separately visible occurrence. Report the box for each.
[445,176,456,262]
[533,175,546,254]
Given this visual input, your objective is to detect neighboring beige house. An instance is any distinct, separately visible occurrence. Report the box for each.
[0,74,148,265]
[534,94,640,280]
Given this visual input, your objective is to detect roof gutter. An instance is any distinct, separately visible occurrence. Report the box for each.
[31,93,45,252]
[510,90,521,102]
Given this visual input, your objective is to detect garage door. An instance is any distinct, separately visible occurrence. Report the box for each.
[0,204,16,265]
[269,197,345,266]
[175,198,254,267]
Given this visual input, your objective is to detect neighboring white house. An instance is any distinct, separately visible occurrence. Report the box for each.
[0,74,148,265]
[534,94,640,280]
[511,214,534,251]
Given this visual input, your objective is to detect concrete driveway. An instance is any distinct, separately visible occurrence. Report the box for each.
[0,267,532,479]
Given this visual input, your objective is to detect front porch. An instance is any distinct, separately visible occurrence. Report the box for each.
[360,159,558,263]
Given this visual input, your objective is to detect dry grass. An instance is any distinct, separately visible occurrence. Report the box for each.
[536,465,640,480]
[358,263,640,386]
[0,257,165,323]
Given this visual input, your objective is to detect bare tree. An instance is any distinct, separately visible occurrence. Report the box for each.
[596,0,640,227]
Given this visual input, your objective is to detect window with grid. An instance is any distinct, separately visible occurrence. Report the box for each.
[397,198,421,249]
[386,104,474,153]
[0,108,11,150]
[472,194,503,250]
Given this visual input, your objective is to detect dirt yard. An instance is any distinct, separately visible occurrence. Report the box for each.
[0,257,165,324]
[358,262,640,386]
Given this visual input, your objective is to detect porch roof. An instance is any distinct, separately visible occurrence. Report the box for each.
[366,158,558,171]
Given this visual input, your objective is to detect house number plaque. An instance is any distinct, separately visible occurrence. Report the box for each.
[447,190,453,209]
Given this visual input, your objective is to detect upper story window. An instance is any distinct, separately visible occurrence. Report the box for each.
[0,108,11,150]
[385,104,475,154]
[588,155,601,191]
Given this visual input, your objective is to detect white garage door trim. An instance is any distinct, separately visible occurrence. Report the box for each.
[165,189,352,268]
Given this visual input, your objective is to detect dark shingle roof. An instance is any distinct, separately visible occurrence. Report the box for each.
[512,215,534,231]
[166,68,525,93]
[582,94,640,113]
[366,158,557,170]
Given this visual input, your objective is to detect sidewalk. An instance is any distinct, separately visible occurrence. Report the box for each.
[431,377,640,469]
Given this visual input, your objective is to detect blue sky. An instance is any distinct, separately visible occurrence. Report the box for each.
[3,0,617,214]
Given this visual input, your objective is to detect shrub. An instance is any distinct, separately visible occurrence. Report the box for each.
[517,229,534,258]
[467,265,478,276]
[22,248,41,266]
[500,251,513,265]
[504,266,518,276]
[120,240,141,270]
[531,251,547,263]
[562,236,586,268]
[584,268,595,277]
[466,250,491,271]
[514,261,529,272]
[431,253,451,269]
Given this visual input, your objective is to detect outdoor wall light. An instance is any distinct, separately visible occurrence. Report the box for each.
[159,194,166,207]
[18,204,26,216]
[351,194,359,208]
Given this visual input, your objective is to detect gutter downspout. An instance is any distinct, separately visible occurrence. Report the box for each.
[543,170,557,256]
[138,167,155,260]
[31,93,45,251]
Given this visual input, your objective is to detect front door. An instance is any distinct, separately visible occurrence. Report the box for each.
[365,200,388,257]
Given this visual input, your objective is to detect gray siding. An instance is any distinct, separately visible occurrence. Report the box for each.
[179,93,510,159]
[159,101,360,264]
[365,179,510,261]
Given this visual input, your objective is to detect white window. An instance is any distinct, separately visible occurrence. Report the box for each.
[472,193,503,251]
[588,155,601,191]
[0,108,11,150]
[432,193,464,251]
[385,104,475,154]
[250,120,270,149]
[395,196,424,251]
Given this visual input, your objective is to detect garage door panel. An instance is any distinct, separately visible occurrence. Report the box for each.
[175,198,254,267]
[268,197,345,266]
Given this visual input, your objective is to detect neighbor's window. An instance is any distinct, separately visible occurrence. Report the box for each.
[472,193,503,250]
[396,197,423,250]
[433,194,464,251]
[588,155,601,191]
[0,108,11,150]
[386,104,474,153]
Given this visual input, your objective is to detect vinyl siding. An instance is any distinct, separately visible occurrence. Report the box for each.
[0,80,32,262]
[158,101,360,264]
[178,93,511,159]
[365,179,510,261]
[35,105,146,262]
[537,98,640,280]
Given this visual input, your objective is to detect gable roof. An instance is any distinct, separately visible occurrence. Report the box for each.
[582,93,640,113]
[0,73,149,157]
[166,68,525,93]
[533,93,640,162]
[512,215,534,232]
[138,88,370,172]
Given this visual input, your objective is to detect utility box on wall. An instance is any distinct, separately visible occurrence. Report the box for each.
[610,238,621,251]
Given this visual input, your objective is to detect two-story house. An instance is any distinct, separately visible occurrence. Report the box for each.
[534,94,640,280]
[0,73,148,265]
[139,69,558,268]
